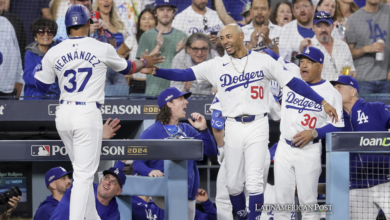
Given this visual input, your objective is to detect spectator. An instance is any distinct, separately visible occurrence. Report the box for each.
[0,17,24,99]
[9,0,52,45]
[345,0,390,94]
[315,0,346,39]
[117,8,157,95]
[172,0,224,37]
[49,0,71,21]
[170,32,218,96]
[93,0,126,49]
[214,0,252,26]
[279,0,315,65]
[0,0,26,65]
[270,1,294,27]
[54,0,113,48]
[335,0,359,35]
[299,11,356,81]
[132,87,217,220]
[114,0,154,37]
[243,0,281,53]
[136,0,188,97]
[34,167,72,220]
[132,189,216,220]
[23,18,60,100]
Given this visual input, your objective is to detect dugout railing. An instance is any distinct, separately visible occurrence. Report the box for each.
[0,139,203,219]
[326,132,390,220]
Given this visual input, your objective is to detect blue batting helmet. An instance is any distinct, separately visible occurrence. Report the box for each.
[65,4,91,29]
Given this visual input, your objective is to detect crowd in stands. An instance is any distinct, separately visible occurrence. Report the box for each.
[0,0,389,99]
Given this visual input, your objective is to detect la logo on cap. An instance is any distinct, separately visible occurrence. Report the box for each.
[114,168,119,175]
[60,167,66,172]
[305,48,310,54]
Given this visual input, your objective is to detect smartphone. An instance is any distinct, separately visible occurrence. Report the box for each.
[210,31,218,35]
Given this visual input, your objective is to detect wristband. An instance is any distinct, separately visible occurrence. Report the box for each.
[141,58,147,67]
[131,61,137,74]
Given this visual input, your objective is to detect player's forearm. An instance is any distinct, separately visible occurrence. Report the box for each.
[114,160,126,170]
[286,78,324,104]
[214,0,236,25]
[202,199,217,216]
[155,68,196,81]
[212,127,225,147]
[132,161,154,176]
[196,130,217,156]
[130,59,147,74]
[316,124,342,139]
[271,44,279,55]
[151,45,161,55]
[35,79,51,94]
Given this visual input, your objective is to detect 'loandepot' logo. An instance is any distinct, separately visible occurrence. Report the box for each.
[360,136,390,146]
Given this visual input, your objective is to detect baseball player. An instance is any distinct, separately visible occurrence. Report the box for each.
[273,47,344,220]
[33,119,121,220]
[49,161,127,220]
[34,5,163,219]
[140,24,339,220]
[132,87,217,220]
[330,75,390,219]
[34,167,72,220]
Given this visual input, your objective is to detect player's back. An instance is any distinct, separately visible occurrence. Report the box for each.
[45,37,120,104]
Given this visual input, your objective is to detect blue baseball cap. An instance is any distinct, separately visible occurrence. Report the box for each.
[157,87,192,109]
[296,47,324,64]
[313,11,333,25]
[103,167,126,188]
[154,0,177,9]
[330,75,360,93]
[45,167,73,188]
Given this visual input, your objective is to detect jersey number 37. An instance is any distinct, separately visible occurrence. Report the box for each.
[64,67,92,93]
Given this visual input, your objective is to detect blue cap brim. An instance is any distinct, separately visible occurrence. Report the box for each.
[103,170,124,188]
[313,20,333,25]
[296,54,319,63]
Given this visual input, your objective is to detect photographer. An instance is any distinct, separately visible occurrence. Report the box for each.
[1,196,21,220]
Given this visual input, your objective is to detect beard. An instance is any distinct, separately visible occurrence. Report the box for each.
[319,33,330,43]
[158,17,173,26]
[193,2,207,10]
[254,15,265,26]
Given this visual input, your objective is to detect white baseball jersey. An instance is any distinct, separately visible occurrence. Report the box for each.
[191,51,294,117]
[310,37,356,81]
[242,21,282,52]
[172,6,224,36]
[35,37,129,104]
[280,80,344,140]
[210,89,282,121]
[278,20,305,64]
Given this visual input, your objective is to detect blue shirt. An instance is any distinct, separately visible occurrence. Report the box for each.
[297,24,315,39]
[34,195,59,220]
[132,121,217,200]
[342,98,390,131]
[49,161,125,220]
[343,98,390,189]
[131,196,217,220]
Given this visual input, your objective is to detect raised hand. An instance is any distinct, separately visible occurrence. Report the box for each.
[176,37,186,52]
[156,29,164,48]
[140,49,165,69]
[102,118,121,140]
[196,189,209,203]
[188,112,207,130]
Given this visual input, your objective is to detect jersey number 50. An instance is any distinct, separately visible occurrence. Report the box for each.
[251,86,264,99]
[64,67,92,93]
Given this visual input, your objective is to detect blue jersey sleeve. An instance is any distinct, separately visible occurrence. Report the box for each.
[113,160,126,170]
[193,129,217,157]
[155,68,196,81]
[195,200,217,220]
[34,206,54,220]
[380,104,390,130]
[286,78,324,104]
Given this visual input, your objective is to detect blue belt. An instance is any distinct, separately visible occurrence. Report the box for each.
[60,100,101,109]
[234,113,267,123]
[285,138,319,148]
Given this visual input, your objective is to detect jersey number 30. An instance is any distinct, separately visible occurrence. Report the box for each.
[251,86,264,99]
[64,67,92,93]
[301,114,317,129]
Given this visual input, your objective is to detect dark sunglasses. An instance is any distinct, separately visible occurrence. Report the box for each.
[37,29,55,36]
[203,17,208,31]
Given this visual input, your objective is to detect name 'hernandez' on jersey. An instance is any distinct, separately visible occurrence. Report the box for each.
[191,51,294,117]
[35,37,129,104]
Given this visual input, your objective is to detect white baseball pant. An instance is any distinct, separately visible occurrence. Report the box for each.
[224,116,269,197]
[274,138,322,220]
[216,150,270,219]
[56,103,102,220]
[350,182,390,220]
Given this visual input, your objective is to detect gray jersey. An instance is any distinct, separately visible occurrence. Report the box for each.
[345,4,390,81]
